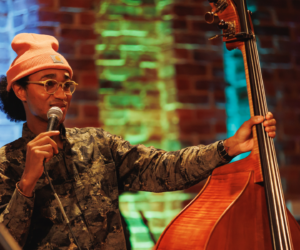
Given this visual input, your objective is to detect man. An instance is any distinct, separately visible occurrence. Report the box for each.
[0,33,276,250]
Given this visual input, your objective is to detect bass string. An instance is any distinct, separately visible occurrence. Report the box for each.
[247,38,284,249]
[250,38,290,249]
[249,37,292,249]
[251,38,292,249]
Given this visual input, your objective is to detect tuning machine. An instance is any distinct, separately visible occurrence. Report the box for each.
[205,0,228,24]
[209,20,236,40]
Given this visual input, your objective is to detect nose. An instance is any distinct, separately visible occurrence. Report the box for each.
[53,84,67,100]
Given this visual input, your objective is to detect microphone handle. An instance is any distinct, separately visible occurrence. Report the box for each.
[46,116,59,132]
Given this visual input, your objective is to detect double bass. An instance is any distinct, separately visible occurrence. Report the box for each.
[155,0,300,249]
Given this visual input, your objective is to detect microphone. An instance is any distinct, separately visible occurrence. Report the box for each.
[46,107,63,131]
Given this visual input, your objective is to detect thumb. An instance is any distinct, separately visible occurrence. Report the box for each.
[245,116,264,128]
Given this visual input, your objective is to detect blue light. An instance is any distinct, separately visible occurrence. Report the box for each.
[0,0,39,147]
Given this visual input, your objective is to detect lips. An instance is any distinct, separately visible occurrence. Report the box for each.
[50,104,67,112]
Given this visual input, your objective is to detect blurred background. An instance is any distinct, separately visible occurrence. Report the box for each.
[0,0,299,249]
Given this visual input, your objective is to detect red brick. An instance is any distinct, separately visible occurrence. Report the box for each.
[215,121,227,133]
[176,78,190,90]
[72,90,98,101]
[259,37,273,49]
[66,104,78,118]
[178,94,209,104]
[212,66,224,78]
[214,91,226,104]
[278,41,300,54]
[61,28,96,40]
[254,25,290,37]
[283,124,300,136]
[175,64,206,75]
[196,109,226,120]
[80,44,95,55]
[59,42,75,54]
[194,50,223,64]
[81,74,98,88]
[260,54,290,64]
[38,26,56,36]
[172,19,187,30]
[192,21,219,32]
[250,0,288,8]
[176,109,195,121]
[175,48,189,59]
[83,105,99,118]
[79,12,96,25]
[195,80,225,92]
[38,0,55,8]
[252,10,273,23]
[60,0,94,9]
[174,33,206,45]
[179,122,212,135]
[38,11,73,24]
[173,5,205,17]
[277,11,300,24]
[261,68,275,81]
[68,59,96,71]
[292,0,300,9]
[278,69,300,82]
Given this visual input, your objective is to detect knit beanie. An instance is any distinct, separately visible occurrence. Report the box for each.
[6,33,73,91]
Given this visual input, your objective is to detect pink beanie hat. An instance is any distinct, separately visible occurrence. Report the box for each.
[6,33,73,91]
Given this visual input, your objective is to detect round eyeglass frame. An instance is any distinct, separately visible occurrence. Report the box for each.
[27,79,78,95]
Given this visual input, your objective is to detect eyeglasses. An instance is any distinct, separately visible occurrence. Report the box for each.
[27,79,78,95]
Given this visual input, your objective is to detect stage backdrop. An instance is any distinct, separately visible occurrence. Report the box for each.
[0,0,300,249]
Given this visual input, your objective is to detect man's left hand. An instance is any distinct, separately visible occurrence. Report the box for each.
[224,112,276,157]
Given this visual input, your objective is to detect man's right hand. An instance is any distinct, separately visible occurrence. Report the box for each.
[18,131,60,197]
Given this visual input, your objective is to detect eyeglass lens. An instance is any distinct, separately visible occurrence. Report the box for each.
[45,80,75,94]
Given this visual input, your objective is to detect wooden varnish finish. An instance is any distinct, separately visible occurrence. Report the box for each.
[155,0,300,249]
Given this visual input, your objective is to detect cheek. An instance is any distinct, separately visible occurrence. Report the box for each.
[26,90,51,115]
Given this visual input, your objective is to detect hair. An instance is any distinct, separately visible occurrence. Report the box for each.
[0,75,29,122]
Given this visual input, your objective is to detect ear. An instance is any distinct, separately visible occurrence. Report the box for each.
[12,83,27,102]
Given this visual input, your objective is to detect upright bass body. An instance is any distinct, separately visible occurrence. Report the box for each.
[155,0,300,249]
[155,153,300,249]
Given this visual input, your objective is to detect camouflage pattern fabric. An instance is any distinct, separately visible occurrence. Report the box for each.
[0,123,231,250]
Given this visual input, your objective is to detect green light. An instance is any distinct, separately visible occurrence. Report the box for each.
[95,44,106,50]
[96,59,125,66]
[140,61,157,68]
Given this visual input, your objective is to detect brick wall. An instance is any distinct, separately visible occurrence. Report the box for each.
[37,0,100,128]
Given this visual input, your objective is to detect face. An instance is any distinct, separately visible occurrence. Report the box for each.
[22,69,72,124]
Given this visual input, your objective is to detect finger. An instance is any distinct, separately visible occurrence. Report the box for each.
[263,118,276,127]
[265,112,274,120]
[30,136,58,154]
[265,125,276,132]
[32,144,54,153]
[244,116,264,128]
[268,131,276,138]
[33,131,60,141]
[35,150,54,159]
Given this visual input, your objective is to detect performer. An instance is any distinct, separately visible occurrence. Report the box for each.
[0,33,276,250]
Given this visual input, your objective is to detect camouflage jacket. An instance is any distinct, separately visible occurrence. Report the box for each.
[0,123,231,250]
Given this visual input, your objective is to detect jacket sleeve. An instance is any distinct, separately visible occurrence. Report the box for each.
[102,130,232,192]
[0,147,34,247]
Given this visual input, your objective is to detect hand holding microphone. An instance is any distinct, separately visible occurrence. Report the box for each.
[19,107,63,197]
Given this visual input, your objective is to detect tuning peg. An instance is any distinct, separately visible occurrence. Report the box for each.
[218,20,229,29]
[208,33,231,40]
[205,12,216,24]
[205,0,228,24]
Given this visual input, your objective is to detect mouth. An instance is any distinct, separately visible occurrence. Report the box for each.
[50,104,67,112]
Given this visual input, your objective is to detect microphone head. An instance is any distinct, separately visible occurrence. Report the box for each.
[47,106,63,121]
